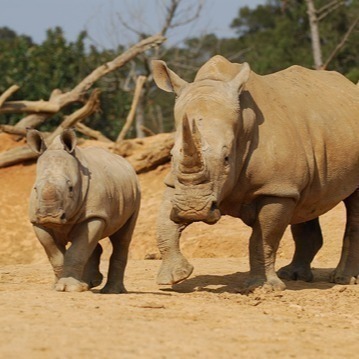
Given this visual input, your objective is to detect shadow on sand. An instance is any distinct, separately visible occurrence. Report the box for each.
[159,267,338,294]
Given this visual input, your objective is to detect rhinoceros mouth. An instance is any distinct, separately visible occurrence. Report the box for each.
[170,200,221,225]
[33,212,67,226]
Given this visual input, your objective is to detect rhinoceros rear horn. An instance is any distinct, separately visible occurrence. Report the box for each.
[26,129,47,155]
[180,115,204,174]
[60,128,77,153]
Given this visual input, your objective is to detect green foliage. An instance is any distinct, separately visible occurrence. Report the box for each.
[227,0,358,78]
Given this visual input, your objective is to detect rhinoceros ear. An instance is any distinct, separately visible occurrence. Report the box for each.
[230,62,251,93]
[60,128,77,153]
[152,60,188,95]
[26,129,47,154]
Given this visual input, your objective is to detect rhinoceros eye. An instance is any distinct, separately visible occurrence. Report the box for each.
[67,180,74,197]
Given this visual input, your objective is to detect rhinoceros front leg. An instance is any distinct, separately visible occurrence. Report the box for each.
[156,187,193,285]
[245,196,296,292]
[330,190,359,284]
[55,218,105,292]
[277,218,323,282]
[33,225,66,282]
[82,243,103,289]
[101,210,139,294]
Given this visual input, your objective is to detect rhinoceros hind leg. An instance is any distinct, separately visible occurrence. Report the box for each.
[83,243,103,288]
[101,211,139,294]
[330,190,359,284]
[278,218,322,282]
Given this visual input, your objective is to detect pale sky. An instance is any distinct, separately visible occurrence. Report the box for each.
[0,0,266,48]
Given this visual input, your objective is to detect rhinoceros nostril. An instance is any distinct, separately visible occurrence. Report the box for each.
[210,201,218,212]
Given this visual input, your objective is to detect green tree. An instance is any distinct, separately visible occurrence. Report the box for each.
[228,0,358,81]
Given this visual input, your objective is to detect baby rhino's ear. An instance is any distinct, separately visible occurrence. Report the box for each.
[60,128,77,153]
[152,60,188,95]
[26,129,47,154]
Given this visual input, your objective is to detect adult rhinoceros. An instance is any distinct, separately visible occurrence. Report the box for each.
[152,55,359,291]
[27,129,141,293]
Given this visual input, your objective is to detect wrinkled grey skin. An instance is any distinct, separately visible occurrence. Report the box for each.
[152,55,359,292]
[27,129,141,293]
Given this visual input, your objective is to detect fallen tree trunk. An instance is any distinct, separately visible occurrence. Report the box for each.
[112,132,174,173]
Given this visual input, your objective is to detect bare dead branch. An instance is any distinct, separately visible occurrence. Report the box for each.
[48,89,101,142]
[13,34,166,129]
[75,122,113,143]
[168,0,204,29]
[116,76,147,142]
[0,124,27,137]
[317,0,343,14]
[0,90,101,168]
[140,125,155,137]
[0,85,20,108]
[322,15,359,70]
[160,0,180,36]
[317,0,344,21]
[0,100,61,114]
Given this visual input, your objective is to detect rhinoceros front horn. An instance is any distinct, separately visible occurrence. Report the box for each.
[179,115,204,175]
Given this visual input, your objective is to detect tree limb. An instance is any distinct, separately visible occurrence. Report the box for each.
[317,1,344,22]
[322,15,359,70]
[75,122,113,143]
[0,124,27,137]
[0,100,61,114]
[48,89,101,142]
[12,34,166,129]
[0,85,20,108]
[116,75,147,142]
[305,0,323,69]
[0,90,101,168]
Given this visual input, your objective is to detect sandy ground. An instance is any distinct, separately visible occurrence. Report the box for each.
[0,134,358,358]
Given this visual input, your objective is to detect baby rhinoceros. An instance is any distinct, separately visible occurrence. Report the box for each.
[27,129,141,293]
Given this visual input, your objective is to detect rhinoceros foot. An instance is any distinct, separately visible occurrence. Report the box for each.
[100,283,127,294]
[241,276,286,294]
[277,263,313,282]
[55,277,89,292]
[157,256,194,285]
[83,270,103,289]
[329,270,359,285]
